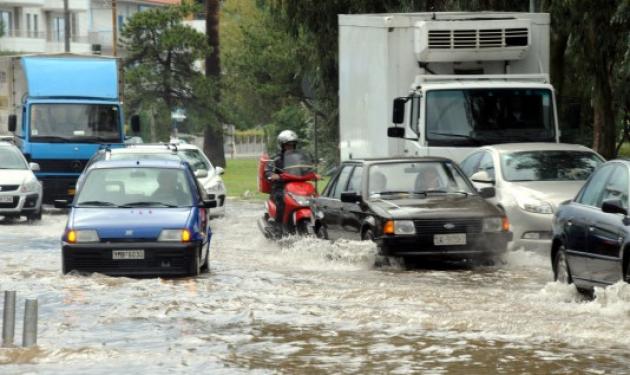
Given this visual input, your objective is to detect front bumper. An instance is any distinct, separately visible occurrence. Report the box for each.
[62,241,201,276]
[0,191,41,216]
[504,206,553,252]
[378,232,512,260]
[39,176,78,203]
[207,192,226,217]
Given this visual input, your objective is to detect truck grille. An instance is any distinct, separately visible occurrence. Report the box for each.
[414,219,482,234]
[32,159,87,173]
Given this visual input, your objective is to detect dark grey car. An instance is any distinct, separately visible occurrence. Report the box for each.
[312,157,512,262]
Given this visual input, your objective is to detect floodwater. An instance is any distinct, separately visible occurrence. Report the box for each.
[0,200,629,374]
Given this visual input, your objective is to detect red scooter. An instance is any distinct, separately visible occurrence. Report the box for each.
[257,151,318,238]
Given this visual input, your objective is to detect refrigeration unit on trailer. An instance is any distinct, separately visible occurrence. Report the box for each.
[0,54,139,201]
[338,12,559,162]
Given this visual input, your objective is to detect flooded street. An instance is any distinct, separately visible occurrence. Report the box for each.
[1,200,629,374]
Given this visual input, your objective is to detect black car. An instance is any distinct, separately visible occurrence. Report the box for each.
[312,157,512,262]
[551,159,630,292]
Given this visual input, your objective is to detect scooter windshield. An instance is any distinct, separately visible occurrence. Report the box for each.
[283,151,315,177]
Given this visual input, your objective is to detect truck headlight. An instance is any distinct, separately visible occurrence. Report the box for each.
[66,229,100,243]
[516,196,553,214]
[20,178,40,193]
[287,193,311,206]
[158,229,191,242]
[483,217,509,232]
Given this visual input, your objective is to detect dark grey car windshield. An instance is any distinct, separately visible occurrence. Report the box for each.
[426,89,555,146]
[501,151,603,182]
[0,147,28,169]
[30,104,121,142]
[368,161,474,198]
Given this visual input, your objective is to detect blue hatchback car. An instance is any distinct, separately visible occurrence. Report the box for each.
[55,159,215,277]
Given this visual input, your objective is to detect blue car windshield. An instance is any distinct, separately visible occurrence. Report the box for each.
[30,104,121,142]
[76,167,193,207]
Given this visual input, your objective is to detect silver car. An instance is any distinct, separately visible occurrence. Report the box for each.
[460,143,604,252]
[0,141,43,220]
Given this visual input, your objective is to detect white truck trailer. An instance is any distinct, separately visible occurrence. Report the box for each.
[338,12,558,162]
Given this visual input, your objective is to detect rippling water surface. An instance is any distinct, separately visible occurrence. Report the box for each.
[0,201,629,374]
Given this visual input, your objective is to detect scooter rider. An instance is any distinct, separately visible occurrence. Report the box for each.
[265,130,298,234]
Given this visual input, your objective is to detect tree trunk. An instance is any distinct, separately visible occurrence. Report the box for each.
[203,0,226,168]
[591,73,616,159]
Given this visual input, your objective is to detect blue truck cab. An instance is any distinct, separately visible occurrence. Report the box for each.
[0,54,137,202]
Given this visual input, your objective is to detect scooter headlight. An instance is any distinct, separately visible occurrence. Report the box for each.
[287,193,312,206]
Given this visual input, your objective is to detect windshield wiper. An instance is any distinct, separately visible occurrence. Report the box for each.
[119,201,178,208]
[76,200,117,207]
[428,132,481,145]
[30,135,76,143]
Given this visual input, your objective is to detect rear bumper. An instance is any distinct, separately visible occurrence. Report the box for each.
[62,241,200,276]
[378,232,512,259]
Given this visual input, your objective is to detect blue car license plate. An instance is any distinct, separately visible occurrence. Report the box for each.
[112,250,145,260]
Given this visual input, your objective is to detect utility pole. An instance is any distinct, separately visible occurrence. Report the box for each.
[111,0,117,56]
[63,0,70,52]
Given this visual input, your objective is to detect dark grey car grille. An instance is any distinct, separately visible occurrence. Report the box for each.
[414,219,483,234]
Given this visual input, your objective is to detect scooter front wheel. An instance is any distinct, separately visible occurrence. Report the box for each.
[296,219,311,236]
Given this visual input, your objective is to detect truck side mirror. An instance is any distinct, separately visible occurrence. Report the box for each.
[387,127,405,138]
[8,114,16,132]
[392,97,407,124]
[130,115,141,133]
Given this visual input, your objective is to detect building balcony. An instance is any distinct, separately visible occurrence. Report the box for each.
[42,0,89,11]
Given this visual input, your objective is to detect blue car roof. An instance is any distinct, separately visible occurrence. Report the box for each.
[87,159,188,171]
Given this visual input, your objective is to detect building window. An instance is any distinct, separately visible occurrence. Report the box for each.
[118,15,124,31]
[0,10,13,36]
[26,13,31,37]
[33,14,38,37]
[53,16,65,41]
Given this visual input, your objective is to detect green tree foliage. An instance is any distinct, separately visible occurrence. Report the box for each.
[121,4,216,142]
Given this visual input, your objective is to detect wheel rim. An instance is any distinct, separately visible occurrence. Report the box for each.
[556,251,570,283]
[364,230,374,241]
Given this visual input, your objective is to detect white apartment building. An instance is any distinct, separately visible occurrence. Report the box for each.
[0,0,180,55]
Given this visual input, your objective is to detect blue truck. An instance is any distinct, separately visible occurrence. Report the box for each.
[0,54,138,202]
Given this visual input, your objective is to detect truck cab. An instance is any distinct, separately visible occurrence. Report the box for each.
[338,12,559,163]
[0,54,134,202]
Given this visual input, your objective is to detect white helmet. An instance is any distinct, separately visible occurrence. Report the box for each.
[277,130,298,149]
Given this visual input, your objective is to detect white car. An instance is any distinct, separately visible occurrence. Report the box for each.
[0,141,43,220]
[460,143,604,252]
[85,143,226,217]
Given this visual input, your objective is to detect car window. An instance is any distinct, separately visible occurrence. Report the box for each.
[601,165,629,209]
[576,164,615,207]
[478,151,495,180]
[0,146,28,169]
[460,151,483,176]
[179,149,211,172]
[346,166,363,194]
[332,165,353,199]
[501,150,603,182]
[76,167,193,207]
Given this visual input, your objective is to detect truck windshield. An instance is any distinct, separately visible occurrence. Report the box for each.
[425,89,555,146]
[29,104,121,142]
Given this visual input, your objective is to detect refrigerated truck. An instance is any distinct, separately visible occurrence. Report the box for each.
[338,12,559,162]
[0,54,137,201]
